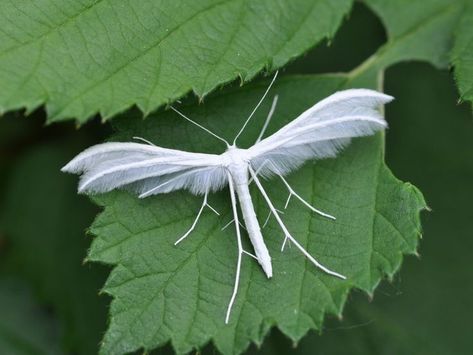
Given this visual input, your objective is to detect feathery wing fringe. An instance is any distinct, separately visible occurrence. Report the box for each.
[248,89,393,177]
[61,142,226,195]
[62,89,392,196]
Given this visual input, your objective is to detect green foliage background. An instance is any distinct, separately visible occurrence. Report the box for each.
[0,2,472,355]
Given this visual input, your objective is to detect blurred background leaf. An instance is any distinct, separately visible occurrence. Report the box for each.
[0,120,110,355]
[0,277,62,355]
[452,1,473,108]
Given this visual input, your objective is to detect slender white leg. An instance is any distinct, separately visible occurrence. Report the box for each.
[281,236,289,251]
[278,173,336,220]
[249,167,346,280]
[248,159,270,185]
[175,192,213,245]
[221,219,234,231]
[221,219,246,231]
[284,194,292,209]
[262,211,272,228]
[206,203,220,216]
[242,250,258,260]
[262,208,284,229]
[251,160,335,221]
[252,159,335,250]
[225,172,244,324]
[278,171,335,251]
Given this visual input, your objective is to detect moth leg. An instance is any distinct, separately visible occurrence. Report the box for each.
[242,250,257,259]
[225,172,244,324]
[262,211,272,228]
[280,233,293,251]
[277,172,335,250]
[249,167,346,280]
[262,208,284,229]
[248,159,270,184]
[206,203,220,216]
[278,173,335,220]
[221,219,246,231]
[174,192,216,245]
[253,159,335,221]
[263,208,291,250]
[251,159,334,249]
[251,160,334,252]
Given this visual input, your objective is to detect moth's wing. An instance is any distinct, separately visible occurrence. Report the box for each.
[247,89,393,177]
[62,142,226,196]
[125,165,228,197]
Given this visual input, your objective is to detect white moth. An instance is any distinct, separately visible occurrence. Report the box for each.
[62,72,393,323]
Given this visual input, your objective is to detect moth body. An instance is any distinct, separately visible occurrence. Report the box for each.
[223,145,273,278]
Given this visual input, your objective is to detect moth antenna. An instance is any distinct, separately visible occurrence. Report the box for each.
[170,106,230,146]
[133,136,156,146]
[233,70,279,145]
[255,95,279,144]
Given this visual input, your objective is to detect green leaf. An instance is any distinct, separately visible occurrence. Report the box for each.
[87,74,425,354]
[355,0,473,112]
[452,2,473,108]
[0,0,351,123]
[0,138,108,355]
[0,277,62,355]
[252,61,473,355]
[351,0,462,85]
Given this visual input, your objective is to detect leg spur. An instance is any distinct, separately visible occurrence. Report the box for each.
[174,192,219,245]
